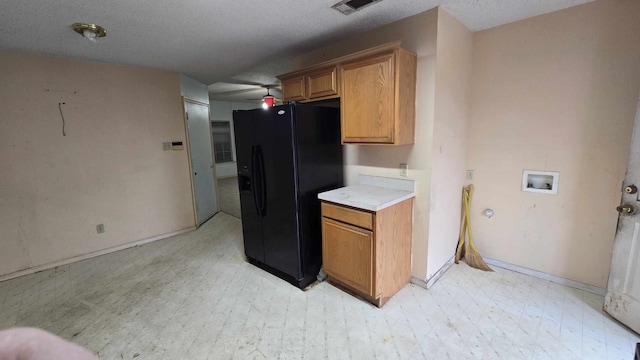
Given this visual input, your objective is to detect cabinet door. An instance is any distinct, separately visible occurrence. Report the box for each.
[307,67,338,99]
[340,53,395,144]
[322,217,374,296]
[281,75,306,102]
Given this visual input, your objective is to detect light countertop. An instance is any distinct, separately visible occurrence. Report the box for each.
[318,175,415,211]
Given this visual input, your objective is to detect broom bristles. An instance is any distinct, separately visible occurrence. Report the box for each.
[465,248,493,272]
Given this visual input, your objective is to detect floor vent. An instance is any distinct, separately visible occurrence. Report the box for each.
[332,0,382,15]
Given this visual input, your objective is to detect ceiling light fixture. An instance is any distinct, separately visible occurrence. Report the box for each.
[262,87,276,109]
[72,22,107,43]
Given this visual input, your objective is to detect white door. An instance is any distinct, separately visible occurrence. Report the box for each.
[605,97,640,334]
[185,100,218,226]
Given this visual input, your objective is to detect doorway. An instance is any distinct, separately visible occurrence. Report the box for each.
[211,120,240,218]
[210,101,262,219]
[184,98,219,226]
[606,95,640,334]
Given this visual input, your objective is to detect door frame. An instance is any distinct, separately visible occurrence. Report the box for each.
[182,97,220,228]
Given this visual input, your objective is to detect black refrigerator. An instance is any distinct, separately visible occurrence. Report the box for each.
[233,103,343,289]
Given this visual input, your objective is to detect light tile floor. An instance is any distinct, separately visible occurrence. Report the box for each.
[1,213,638,359]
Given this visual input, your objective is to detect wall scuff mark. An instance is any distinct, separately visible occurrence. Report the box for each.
[58,102,66,136]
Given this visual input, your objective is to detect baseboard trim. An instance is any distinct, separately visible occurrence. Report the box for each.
[0,227,196,283]
[483,257,606,296]
[426,256,455,289]
[410,256,455,290]
[410,276,428,289]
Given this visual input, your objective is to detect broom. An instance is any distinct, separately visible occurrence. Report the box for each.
[454,186,468,264]
[460,184,493,272]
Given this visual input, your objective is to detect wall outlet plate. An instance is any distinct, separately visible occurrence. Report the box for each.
[466,170,474,180]
[96,224,105,234]
[162,142,172,151]
[400,163,408,177]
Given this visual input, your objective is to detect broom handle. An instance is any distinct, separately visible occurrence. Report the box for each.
[458,187,467,244]
[464,185,479,252]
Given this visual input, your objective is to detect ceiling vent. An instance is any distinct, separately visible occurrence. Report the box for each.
[332,0,382,15]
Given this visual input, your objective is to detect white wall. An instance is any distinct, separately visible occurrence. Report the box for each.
[467,0,640,287]
[210,100,259,178]
[0,50,195,277]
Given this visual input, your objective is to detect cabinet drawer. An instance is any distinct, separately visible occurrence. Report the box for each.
[321,202,373,230]
[322,218,374,296]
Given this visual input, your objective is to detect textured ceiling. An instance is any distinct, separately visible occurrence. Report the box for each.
[0,0,593,95]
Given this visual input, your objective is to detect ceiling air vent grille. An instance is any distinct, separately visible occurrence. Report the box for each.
[332,0,382,15]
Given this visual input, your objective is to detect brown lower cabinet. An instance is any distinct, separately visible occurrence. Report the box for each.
[321,199,413,307]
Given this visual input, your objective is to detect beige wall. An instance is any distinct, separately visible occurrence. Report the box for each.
[295,8,472,281]
[467,0,640,288]
[0,51,195,277]
[427,10,473,279]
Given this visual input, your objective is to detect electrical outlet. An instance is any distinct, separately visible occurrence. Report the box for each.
[466,170,474,180]
[162,142,172,151]
[400,163,408,177]
[96,224,105,234]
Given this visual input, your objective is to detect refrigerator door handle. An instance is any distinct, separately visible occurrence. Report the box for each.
[257,146,267,217]
[250,146,261,216]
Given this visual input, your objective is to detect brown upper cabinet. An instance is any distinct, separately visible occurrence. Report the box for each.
[279,66,338,103]
[339,49,416,145]
[277,42,417,145]
[280,75,306,102]
[307,67,338,99]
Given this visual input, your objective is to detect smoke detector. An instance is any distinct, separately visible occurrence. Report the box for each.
[332,0,383,15]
